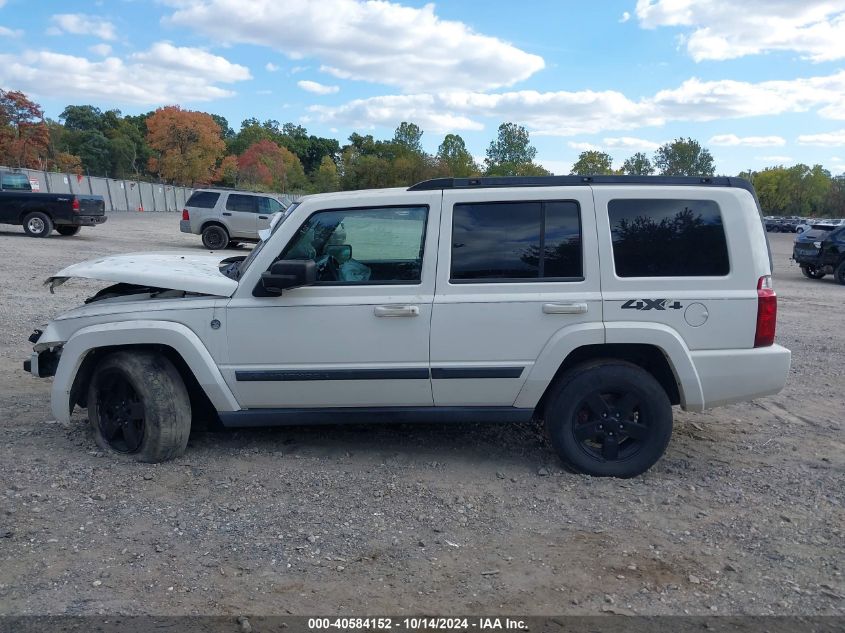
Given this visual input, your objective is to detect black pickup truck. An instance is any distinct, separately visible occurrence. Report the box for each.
[0,170,106,237]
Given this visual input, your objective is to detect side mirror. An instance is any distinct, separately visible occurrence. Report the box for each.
[258,259,317,295]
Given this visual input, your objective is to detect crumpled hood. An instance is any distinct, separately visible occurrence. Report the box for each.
[46,251,239,297]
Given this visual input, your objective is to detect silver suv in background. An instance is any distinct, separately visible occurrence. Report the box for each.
[180,188,288,249]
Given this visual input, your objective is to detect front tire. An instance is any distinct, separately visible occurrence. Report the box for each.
[835,261,845,285]
[201,225,229,250]
[544,361,673,478]
[56,225,81,236]
[22,211,53,237]
[87,351,192,463]
[801,264,825,280]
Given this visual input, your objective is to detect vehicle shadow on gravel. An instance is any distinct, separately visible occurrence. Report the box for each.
[186,419,555,469]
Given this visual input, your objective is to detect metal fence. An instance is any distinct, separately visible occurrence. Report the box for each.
[1,167,303,212]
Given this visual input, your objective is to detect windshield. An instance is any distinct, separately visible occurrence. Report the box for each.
[236,201,300,277]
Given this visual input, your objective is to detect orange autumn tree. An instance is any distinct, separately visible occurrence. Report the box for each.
[0,89,51,169]
[145,106,225,185]
[237,139,307,192]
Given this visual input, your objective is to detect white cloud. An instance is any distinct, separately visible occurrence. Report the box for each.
[265,62,279,72]
[635,0,845,62]
[0,25,22,38]
[88,43,112,56]
[165,0,545,91]
[708,134,786,147]
[310,69,845,136]
[620,11,631,23]
[0,44,251,104]
[132,42,251,82]
[50,13,117,41]
[797,130,845,146]
[297,80,339,95]
[756,155,794,163]
[309,94,486,133]
[603,136,662,150]
[567,142,598,151]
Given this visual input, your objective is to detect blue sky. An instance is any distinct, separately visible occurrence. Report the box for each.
[3,0,845,175]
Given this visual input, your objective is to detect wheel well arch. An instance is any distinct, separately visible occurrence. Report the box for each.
[19,208,52,224]
[535,343,681,415]
[70,343,220,428]
[200,220,229,235]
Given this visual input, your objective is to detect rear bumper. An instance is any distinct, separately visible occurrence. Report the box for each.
[56,215,107,227]
[792,249,821,265]
[180,219,193,234]
[690,344,791,409]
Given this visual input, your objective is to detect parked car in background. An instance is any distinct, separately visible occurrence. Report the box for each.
[792,223,845,283]
[180,188,289,249]
[0,170,106,237]
[795,220,814,233]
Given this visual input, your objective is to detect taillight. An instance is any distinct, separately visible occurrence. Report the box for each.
[71,196,80,212]
[182,209,190,221]
[754,275,777,347]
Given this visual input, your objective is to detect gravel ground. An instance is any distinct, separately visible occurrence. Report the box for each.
[0,214,842,616]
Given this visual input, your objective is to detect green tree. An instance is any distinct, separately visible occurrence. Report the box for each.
[654,137,715,176]
[483,122,550,176]
[210,114,234,139]
[570,150,613,175]
[312,155,340,192]
[621,152,655,175]
[484,122,538,175]
[436,133,479,177]
[60,105,105,132]
[393,122,424,154]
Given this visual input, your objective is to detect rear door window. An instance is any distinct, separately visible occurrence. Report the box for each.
[450,201,582,281]
[186,191,220,208]
[226,194,258,214]
[608,199,730,277]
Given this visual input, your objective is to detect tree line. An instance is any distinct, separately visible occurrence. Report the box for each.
[0,88,843,216]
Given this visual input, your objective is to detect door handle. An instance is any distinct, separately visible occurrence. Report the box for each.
[374,305,419,317]
[222,212,232,216]
[542,302,588,315]
[258,215,268,219]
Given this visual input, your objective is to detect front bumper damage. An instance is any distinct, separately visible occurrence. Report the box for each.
[23,329,62,378]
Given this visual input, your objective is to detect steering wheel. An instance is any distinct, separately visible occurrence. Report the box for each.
[318,255,341,281]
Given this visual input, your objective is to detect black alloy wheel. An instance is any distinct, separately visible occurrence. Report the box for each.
[572,390,649,462]
[94,369,145,453]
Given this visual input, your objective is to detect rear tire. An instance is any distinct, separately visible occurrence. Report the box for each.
[544,361,673,478]
[22,211,53,237]
[87,351,192,463]
[56,225,81,236]
[800,264,825,280]
[202,224,229,250]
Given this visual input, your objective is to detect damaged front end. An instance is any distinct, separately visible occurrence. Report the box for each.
[24,328,62,378]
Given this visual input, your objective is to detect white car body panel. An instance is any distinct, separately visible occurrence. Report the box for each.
[51,320,239,423]
[224,189,442,408]
[593,187,767,352]
[431,186,601,406]
[46,251,238,297]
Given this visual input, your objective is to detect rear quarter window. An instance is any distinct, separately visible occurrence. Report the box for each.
[1,172,31,190]
[186,191,220,208]
[608,199,730,277]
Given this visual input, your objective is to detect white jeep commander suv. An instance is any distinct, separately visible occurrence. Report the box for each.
[25,176,791,477]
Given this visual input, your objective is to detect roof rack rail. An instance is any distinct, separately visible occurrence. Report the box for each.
[408,175,753,193]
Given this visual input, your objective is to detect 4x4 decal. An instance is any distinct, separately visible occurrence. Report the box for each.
[621,299,683,311]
